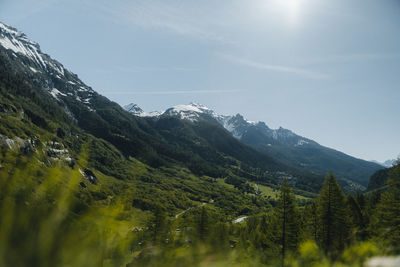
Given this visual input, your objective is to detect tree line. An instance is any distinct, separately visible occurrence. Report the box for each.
[131,164,400,266]
[1,143,399,266]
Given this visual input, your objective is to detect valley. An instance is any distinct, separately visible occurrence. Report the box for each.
[0,17,399,267]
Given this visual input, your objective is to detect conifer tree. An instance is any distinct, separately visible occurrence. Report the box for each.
[346,194,367,240]
[210,222,229,251]
[302,201,318,241]
[316,173,351,258]
[197,206,209,242]
[268,180,300,266]
[148,206,168,244]
[374,163,400,252]
[255,214,270,250]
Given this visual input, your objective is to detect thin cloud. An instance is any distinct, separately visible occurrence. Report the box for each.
[92,65,198,74]
[106,89,244,95]
[0,0,61,22]
[92,1,234,45]
[304,53,400,65]
[219,54,331,80]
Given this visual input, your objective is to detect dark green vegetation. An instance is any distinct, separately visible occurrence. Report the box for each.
[2,154,400,266]
[366,165,393,191]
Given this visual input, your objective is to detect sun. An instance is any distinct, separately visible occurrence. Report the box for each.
[257,0,306,27]
[277,0,303,25]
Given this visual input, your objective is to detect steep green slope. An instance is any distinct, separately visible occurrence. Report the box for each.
[367,166,394,191]
[0,59,272,217]
[148,117,325,192]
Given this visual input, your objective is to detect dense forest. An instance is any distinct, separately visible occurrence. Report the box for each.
[1,144,399,266]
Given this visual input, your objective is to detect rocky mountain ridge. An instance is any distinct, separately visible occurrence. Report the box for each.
[125,102,383,186]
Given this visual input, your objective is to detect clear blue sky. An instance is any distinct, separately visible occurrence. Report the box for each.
[1,0,399,162]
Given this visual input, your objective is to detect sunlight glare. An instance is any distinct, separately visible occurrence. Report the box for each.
[258,0,306,27]
[278,0,303,25]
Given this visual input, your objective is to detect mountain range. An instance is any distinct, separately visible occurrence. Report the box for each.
[0,20,323,205]
[124,102,383,186]
[0,19,383,206]
[372,158,399,168]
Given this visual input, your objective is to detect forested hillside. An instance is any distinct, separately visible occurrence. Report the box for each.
[2,150,400,266]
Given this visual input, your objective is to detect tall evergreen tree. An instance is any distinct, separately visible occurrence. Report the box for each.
[255,214,270,250]
[302,201,318,241]
[374,163,400,252]
[196,206,210,242]
[346,194,368,240]
[316,173,351,258]
[268,180,300,266]
[148,206,168,245]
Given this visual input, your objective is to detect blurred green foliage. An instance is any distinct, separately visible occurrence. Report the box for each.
[1,153,399,267]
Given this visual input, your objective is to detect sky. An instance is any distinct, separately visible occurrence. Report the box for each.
[0,0,399,162]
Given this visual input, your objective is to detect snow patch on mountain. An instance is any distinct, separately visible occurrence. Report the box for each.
[29,66,38,73]
[124,103,162,117]
[0,22,19,35]
[295,139,309,146]
[173,104,203,113]
[50,88,67,101]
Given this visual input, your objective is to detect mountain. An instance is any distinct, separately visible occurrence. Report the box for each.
[0,19,328,211]
[123,103,162,117]
[2,20,392,267]
[367,158,399,191]
[382,158,398,168]
[366,168,390,191]
[125,102,383,186]
[371,158,398,168]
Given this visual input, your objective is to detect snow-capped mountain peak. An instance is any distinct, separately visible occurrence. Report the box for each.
[123,103,162,117]
[124,103,144,116]
[162,102,218,121]
[0,22,46,68]
[124,102,316,147]
[0,21,96,112]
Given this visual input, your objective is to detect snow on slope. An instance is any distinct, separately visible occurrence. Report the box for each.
[163,102,219,121]
[0,21,95,111]
[123,103,162,117]
[124,102,312,146]
[0,22,46,68]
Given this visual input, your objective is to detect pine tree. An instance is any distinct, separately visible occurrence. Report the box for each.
[316,173,351,259]
[255,214,270,250]
[374,163,400,252]
[302,201,318,241]
[346,194,367,240]
[148,206,168,244]
[210,222,229,251]
[197,206,209,242]
[268,180,300,266]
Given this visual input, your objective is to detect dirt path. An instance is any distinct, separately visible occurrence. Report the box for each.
[175,202,206,219]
